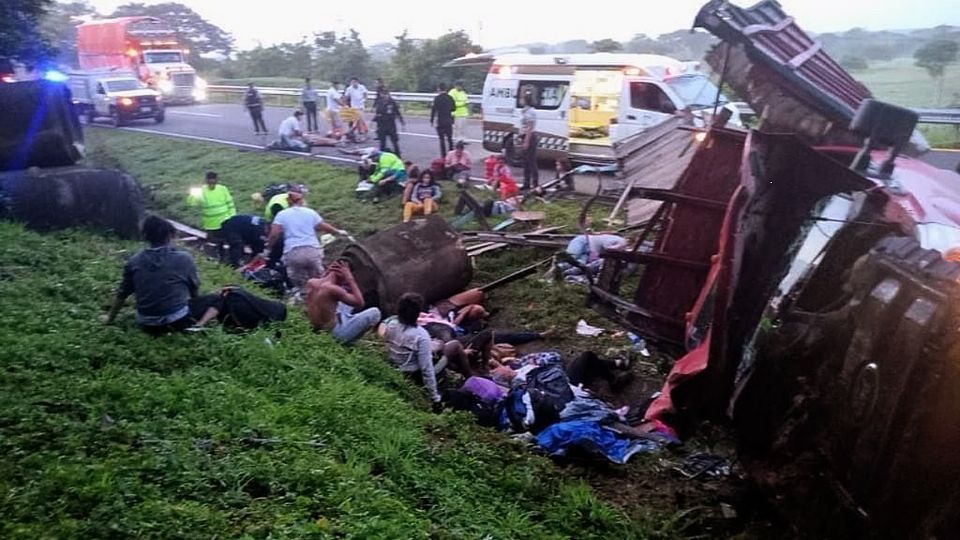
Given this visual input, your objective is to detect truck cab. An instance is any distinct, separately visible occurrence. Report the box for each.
[68,72,164,126]
[139,49,206,104]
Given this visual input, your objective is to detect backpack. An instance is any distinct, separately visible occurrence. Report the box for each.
[504,363,575,433]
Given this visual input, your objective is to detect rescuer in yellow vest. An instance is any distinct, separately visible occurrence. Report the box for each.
[187,171,236,258]
[449,80,469,141]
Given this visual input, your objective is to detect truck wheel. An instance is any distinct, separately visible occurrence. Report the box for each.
[110,108,124,128]
[85,107,96,124]
[154,111,165,124]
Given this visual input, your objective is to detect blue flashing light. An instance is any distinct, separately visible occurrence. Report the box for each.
[44,70,68,82]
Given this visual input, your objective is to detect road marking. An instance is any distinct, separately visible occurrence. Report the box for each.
[166,110,222,118]
[115,127,360,165]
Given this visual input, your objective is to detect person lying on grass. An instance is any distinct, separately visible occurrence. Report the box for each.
[103,215,213,334]
[378,292,445,412]
[304,261,381,345]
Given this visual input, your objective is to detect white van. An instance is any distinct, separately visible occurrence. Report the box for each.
[449,53,740,164]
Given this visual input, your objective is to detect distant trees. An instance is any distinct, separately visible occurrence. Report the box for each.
[40,1,95,66]
[387,30,482,92]
[914,39,959,104]
[591,39,622,53]
[2,0,57,65]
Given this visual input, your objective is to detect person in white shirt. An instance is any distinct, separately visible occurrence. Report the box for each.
[325,82,344,133]
[343,77,369,138]
[262,191,350,292]
[277,110,308,151]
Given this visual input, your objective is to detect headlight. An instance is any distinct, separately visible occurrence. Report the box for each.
[192,88,207,101]
[158,79,174,93]
[195,76,208,89]
[120,97,134,107]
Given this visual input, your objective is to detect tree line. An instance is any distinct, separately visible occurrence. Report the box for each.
[4,1,957,98]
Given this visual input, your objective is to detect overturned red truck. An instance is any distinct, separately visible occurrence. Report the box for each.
[588,1,960,536]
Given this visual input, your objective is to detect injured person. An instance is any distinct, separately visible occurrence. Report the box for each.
[379,292,446,411]
[304,261,381,344]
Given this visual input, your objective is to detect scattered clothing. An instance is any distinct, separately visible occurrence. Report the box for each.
[575,319,604,337]
[536,420,661,464]
[462,376,505,404]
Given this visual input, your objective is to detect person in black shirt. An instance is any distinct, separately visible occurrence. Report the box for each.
[374,88,405,157]
[430,83,455,157]
[219,214,270,268]
[244,83,267,134]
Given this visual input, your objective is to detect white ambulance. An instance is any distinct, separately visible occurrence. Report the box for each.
[449,52,740,164]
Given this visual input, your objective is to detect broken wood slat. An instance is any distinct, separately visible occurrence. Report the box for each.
[627,187,729,210]
[477,257,553,293]
[602,249,710,272]
[465,226,565,257]
[168,218,207,240]
[588,285,682,326]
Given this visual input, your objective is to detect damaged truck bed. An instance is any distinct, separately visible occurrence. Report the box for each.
[585,0,960,536]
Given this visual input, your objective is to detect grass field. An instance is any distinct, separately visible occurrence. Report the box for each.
[0,129,708,538]
[853,57,960,108]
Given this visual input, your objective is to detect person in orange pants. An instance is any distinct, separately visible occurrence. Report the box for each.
[403,169,442,222]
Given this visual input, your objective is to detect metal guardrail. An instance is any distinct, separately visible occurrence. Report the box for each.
[207,85,483,105]
[207,86,959,125]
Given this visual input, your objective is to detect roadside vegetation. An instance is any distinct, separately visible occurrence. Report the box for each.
[0,129,702,538]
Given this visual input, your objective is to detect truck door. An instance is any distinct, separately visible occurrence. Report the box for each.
[618,80,679,139]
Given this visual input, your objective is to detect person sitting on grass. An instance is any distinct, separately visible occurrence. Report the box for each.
[379,292,445,412]
[304,261,381,345]
[402,169,442,222]
[103,215,210,334]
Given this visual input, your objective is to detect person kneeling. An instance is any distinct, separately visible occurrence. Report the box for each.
[402,169,442,222]
[305,261,381,344]
[380,293,445,411]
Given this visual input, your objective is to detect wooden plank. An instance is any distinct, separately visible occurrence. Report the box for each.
[168,218,207,240]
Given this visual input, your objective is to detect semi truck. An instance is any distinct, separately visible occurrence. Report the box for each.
[76,17,207,104]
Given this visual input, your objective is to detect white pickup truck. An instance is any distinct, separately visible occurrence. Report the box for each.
[68,70,165,126]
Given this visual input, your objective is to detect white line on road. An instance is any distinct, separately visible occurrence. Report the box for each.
[166,110,223,118]
[116,127,360,165]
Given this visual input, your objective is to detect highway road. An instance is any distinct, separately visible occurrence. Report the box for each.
[95,102,960,174]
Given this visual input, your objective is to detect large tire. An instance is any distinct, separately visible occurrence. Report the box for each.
[85,107,96,124]
[154,110,165,124]
[110,107,123,128]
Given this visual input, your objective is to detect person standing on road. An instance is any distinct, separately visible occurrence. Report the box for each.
[449,80,469,140]
[244,83,267,134]
[520,93,539,191]
[262,191,352,295]
[344,77,368,134]
[374,88,405,157]
[301,77,320,133]
[325,81,344,137]
[430,82,455,157]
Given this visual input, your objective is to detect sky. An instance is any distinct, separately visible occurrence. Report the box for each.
[85,0,960,51]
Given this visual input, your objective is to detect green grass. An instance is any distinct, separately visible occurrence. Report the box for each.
[0,129,691,538]
[854,57,960,108]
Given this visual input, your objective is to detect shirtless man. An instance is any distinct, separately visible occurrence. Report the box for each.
[305,261,381,344]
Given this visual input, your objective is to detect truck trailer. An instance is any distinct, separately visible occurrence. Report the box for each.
[76,17,207,104]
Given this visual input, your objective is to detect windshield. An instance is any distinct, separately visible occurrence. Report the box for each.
[666,75,727,109]
[106,79,144,92]
[144,51,183,64]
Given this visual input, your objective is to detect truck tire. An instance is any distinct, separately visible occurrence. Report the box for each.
[110,107,124,128]
[85,107,96,124]
[154,110,165,124]
[733,235,960,538]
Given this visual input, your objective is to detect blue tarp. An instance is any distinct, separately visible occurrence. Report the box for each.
[535,420,661,464]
